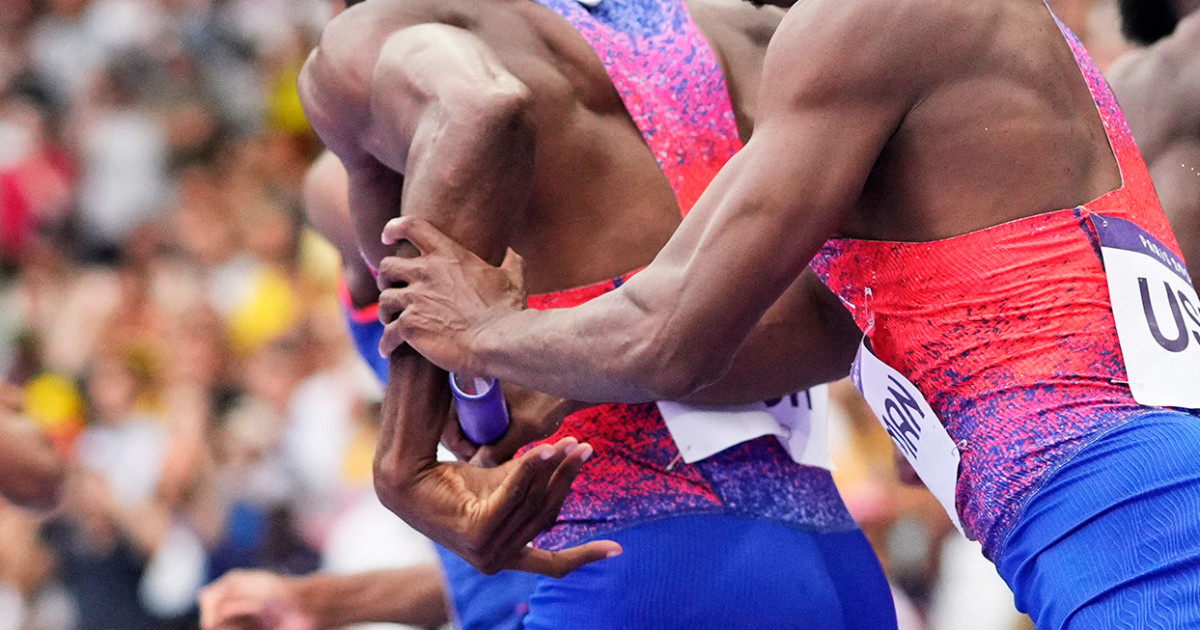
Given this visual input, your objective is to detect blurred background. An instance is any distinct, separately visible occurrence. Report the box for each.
[0,0,1143,628]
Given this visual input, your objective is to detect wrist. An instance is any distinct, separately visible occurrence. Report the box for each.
[469,307,524,378]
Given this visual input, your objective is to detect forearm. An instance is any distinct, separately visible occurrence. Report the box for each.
[356,25,535,268]
[297,566,449,629]
[374,353,452,514]
[470,146,833,402]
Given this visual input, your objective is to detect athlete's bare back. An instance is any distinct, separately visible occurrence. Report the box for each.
[300,0,778,294]
[834,0,1121,242]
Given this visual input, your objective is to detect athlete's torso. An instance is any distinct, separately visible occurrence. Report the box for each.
[811,12,1189,560]
[312,0,776,294]
[515,0,853,549]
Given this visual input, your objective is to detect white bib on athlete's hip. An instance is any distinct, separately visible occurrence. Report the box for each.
[1093,214,1200,408]
[657,386,833,469]
[852,341,965,535]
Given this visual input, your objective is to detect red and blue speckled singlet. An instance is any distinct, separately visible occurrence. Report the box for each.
[524,0,854,550]
[809,13,1183,561]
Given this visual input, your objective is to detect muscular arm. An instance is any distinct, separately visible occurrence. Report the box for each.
[384,0,926,402]
[302,22,614,576]
[297,567,449,628]
[679,269,860,404]
[301,20,535,478]
[1109,17,1200,286]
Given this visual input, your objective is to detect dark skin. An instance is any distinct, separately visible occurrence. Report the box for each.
[1109,4,1200,287]
[377,0,1121,402]
[372,0,1132,570]
[303,150,571,467]
[298,0,789,576]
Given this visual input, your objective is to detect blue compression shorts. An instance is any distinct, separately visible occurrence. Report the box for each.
[346,312,894,629]
[523,514,896,630]
[999,409,1200,629]
[435,544,538,630]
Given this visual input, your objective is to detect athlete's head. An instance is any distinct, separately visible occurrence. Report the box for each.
[1117,0,1185,45]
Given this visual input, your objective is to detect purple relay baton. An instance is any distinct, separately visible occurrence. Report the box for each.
[450,373,510,445]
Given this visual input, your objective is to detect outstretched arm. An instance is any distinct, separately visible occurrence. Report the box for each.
[377,0,927,402]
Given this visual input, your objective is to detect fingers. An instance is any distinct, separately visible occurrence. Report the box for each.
[442,408,480,462]
[378,303,413,357]
[382,216,458,255]
[376,256,424,291]
[481,442,564,541]
[376,314,410,357]
[495,440,592,559]
[483,438,590,566]
[512,540,624,579]
[200,592,270,630]
[377,286,413,324]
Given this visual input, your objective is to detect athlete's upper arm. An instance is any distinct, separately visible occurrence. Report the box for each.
[302,18,536,268]
[365,23,533,168]
[366,24,535,266]
[612,0,933,391]
[682,269,860,404]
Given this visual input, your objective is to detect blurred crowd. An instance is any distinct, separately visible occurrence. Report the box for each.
[0,0,1143,629]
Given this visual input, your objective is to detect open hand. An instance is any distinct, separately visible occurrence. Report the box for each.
[376,216,526,373]
[376,435,621,578]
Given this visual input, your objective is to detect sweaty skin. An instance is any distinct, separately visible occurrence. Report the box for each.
[377,0,1122,403]
[1109,9,1200,286]
[299,0,792,576]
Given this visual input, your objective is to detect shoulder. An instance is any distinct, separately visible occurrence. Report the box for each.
[688,0,783,45]
[299,0,438,150]
[767,0,989,88]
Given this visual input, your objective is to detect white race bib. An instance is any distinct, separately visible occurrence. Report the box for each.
[1093,214,1200,408]
[851,341,965,535]
[657,386,832,469]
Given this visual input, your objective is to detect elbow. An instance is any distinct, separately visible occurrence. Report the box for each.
[642,365,714,402]
[456,80,535,145]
